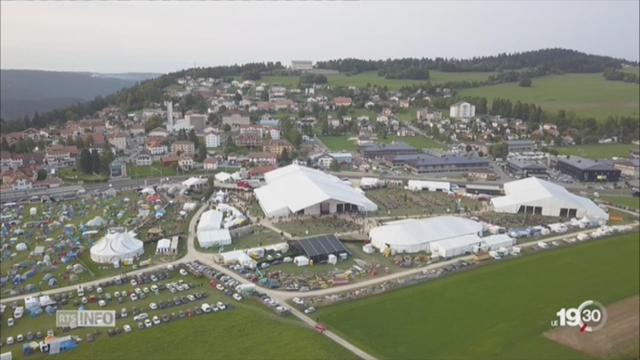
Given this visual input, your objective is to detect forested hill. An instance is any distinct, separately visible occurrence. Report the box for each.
[0,69,159,120]
[316,48,636,74]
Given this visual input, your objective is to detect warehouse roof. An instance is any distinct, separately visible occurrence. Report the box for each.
[370,216,483,253]
[255,164,377,216]
[293,234,350,258]
[557,156,617,171]
[491,177,607,219]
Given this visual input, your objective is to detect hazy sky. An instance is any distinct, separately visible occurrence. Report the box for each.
[2,1,639,73]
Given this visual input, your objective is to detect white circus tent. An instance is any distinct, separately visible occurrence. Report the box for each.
[90,227,144,264]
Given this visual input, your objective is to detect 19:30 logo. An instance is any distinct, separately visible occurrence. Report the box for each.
[552,300,607,333]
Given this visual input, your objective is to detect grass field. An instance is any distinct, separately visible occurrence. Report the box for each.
[59,306,354,360]
[554,143,640,159]
[318,136,358,152]
[319,135,441,152]
[318,232,640,360]
[379,136,442,150]
[262,71,495,91]
[127,162,177,178]
[601,195,640,210]
[1,272,354,360]
[460,73,640,120]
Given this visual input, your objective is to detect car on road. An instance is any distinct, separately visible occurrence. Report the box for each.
[304,307,316,314]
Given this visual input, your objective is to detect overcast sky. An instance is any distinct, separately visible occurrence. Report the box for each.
[2,1,638,74]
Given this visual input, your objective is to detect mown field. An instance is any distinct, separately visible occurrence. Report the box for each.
[262,70,495,91]
[318,232,640,360]
[319,135,441,152]
[554,143,640,159]
[601,195,640,210]
[460,73,640,120]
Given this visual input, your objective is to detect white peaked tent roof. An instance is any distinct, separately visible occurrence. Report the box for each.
[197,209,231,247]
[255,164,378,216]
[90,227,144,263]
[197,209,223,231]
[370,216,483,253]
[491,177,607,219]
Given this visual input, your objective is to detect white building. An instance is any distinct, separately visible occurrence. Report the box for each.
[481,234,515,251]
[254,164,378,218]
[406,180,451,192]
[450,101,476,119]
[197,209,232,248]
[109,133,128,151]
[491,177,608,220]
[205,131,222,148]
[369,216,483,254]
[90,227,144,264]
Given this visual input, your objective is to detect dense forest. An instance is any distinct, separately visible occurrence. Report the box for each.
[316,49,635,75]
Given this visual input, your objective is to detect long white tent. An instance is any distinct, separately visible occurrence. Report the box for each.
[491,177,608,220]
[90,227,144,264]
[197,209,231,248]
[255,164,378,218]
[369,216,483,254]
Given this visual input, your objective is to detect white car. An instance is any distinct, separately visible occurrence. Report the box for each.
[6,336,14,345]
[144,319,152,328]
[133,313,148,322]
[149,302,158,310]
[292,297,304,305]
[81,297,88,304]
[130,293,138,301]
[123,324,132,333]
[216,302,226,310]
[150,285,158,292]
[114,291,121,298]
[187,295,195,302]
[14,306,24,319]
[7,317,14,327]
[152,316,161,325]
[304,307,316,314]
[215,284,225,291]
[179,269,188,276]
[121,308,128,318]
[16,334,24,342]
[143,287,150,294]
[232,293,243,301]
[130,279,138,287]
[96,287,103,294]
[201,303,212,313]
[98,300,107,307]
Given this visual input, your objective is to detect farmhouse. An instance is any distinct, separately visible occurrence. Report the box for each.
[254,164,378,218]
[369,216,483,254]
[491,177,608,220]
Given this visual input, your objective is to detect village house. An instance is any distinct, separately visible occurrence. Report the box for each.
[171,140,195,156]
[147,137,168,155]
[45,145,78,168]
[222,111,251,127]
[263,139,293,156]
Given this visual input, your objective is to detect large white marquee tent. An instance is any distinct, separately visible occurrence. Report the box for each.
[197,209,232,248]
[90,227,144,264]
[255,164,378,218]
[369,216,483,254]
[491,177,608,220]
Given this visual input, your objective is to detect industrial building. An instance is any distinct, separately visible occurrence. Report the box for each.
[197,209,232,248]
[254,164,378,218]
[390,154,489,174]
[491,177,608,220]
[505,140,536,154]
[555,156,621,182]
[507,159,548,178]
[369,216,483,254]
[361,142,418,159]
[290,234,350,263]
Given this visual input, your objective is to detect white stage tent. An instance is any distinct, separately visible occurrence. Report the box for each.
[369,216,483,254]
[197,209,231,248]
[255,164,378,218]
[491,177,608,220]
[90,228,144,264]
[406,180,451,192]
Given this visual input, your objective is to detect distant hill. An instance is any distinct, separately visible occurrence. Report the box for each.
[0,69,160,120]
